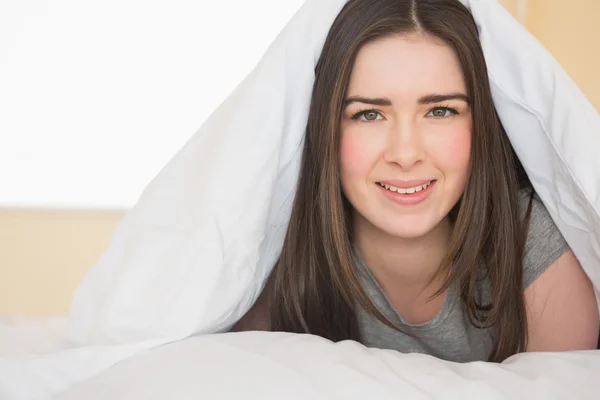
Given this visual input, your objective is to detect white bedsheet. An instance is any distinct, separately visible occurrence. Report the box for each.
[0,316,67,356]
[56,332,600,400]
[2,319,599,399]
[0,316,167,400]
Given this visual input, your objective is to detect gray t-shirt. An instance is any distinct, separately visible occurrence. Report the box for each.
[356,191,570,362]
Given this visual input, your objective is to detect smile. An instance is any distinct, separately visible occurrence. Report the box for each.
[377,181,433,194]
[376,180,437,206]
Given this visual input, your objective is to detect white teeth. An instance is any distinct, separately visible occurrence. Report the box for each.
[378,181,432,194]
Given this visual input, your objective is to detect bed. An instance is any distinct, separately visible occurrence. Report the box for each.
[1,319,599,399]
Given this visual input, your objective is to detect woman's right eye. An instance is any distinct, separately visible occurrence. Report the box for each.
[352,110,383,121]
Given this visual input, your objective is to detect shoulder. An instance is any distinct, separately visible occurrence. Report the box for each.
[517,190,598,351]
[524,249,599,351]
[517,189,570,289]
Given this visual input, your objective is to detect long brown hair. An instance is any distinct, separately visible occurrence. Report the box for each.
[265,0,532,362]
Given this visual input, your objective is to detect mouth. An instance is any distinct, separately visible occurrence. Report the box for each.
[376,180,435,195]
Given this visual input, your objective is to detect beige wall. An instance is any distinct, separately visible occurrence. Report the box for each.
[498,0,525,22]
[0,209,123,315]
[1,1,598,316]
[500,0,600,110]
[526,0,600,110]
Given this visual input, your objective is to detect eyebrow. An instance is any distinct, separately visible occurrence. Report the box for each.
[343,93,471,107]
[419,93,470,104]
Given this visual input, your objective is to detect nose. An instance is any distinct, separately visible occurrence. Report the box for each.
[382,119,425,169]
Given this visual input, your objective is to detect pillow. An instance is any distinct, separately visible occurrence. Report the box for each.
[56,332,600,400]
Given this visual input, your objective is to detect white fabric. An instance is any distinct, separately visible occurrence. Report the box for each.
[0,317,67,356]
[1,0,599,399]
[56,332,600,400]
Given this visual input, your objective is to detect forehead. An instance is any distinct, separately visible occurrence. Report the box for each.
[347,33,466,98]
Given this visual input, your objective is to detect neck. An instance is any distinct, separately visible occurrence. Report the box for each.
[353,213,453,298]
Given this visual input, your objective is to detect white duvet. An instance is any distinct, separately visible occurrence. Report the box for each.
[1,0,599,399]
[57,333,600,400]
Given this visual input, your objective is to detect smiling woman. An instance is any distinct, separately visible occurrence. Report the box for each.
[232,0,599,363]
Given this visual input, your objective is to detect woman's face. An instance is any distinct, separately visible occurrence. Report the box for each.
[340,33,472,239]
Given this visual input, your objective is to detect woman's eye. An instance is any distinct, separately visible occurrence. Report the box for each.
[427,107,458,118]
[355,110,383,121]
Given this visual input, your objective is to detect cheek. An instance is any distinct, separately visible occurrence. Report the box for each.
[339,131,381,181]
[427,124,471,178]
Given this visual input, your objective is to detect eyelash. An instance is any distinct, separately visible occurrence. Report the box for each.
[350,106,460,121]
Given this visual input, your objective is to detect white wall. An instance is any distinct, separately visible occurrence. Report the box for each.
[0,0,304,208]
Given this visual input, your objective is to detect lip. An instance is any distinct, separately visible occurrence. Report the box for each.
[377,179,433,188]
[376,180,436,206]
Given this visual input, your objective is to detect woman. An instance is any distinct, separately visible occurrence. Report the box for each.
[232,0,599,362]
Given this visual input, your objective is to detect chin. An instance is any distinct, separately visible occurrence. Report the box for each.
[381,222,437,240]
[348,193,452,241]
[369,214,442,240]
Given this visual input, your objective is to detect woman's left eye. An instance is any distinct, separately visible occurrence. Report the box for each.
[427,107,458,118]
